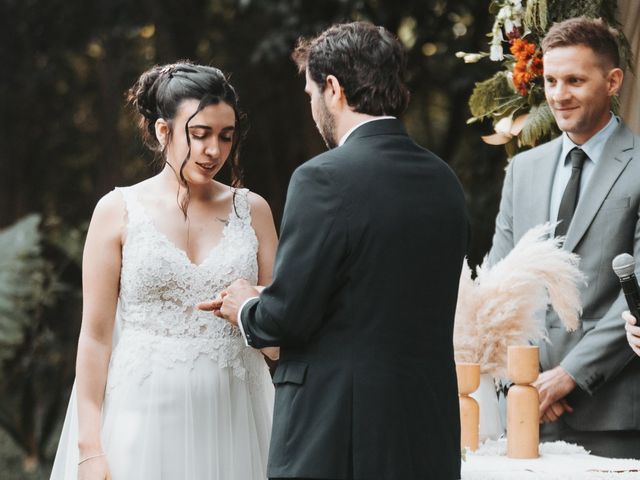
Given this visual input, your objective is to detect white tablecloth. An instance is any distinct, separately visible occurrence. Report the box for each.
[461,439,640,479]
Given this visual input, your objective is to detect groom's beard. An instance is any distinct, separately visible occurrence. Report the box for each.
[317,97,338,149]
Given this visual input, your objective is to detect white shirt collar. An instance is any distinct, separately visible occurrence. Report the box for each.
[338,116,396,146]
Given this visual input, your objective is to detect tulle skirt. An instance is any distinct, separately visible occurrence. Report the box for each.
[50,336,274,480]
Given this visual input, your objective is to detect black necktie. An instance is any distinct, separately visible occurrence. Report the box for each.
[555,147,588,237]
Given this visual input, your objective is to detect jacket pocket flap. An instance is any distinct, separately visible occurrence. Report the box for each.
[602,196,630,210]
[273,361,308,385]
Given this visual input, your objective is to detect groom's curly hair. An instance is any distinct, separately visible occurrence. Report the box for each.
[292,22,410,117]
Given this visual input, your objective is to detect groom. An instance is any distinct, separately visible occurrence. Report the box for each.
[201,22,468,479]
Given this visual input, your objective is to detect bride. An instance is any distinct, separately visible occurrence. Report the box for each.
[50,62,278,479]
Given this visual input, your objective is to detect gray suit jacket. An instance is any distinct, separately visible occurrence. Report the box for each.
[488,122,640,431]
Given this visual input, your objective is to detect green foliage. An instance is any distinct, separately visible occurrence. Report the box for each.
[469,72,516,120]
[612,95,621,116]
[524,0,548,34]
[0,215,57,363]
[0,216,82,471]
[547,0,617,24]
[505,136,520,159]
[519,102,557,147]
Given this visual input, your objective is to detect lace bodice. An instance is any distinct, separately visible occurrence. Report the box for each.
[107,186,264,390]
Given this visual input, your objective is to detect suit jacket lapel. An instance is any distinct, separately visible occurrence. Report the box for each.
[526,138,561,229]
[564,123,635,252]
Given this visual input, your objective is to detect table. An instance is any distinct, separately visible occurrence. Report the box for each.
[461,439,640,479]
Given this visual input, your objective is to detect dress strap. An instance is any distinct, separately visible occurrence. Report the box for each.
[114,186,147,229]
[230,188,251,224]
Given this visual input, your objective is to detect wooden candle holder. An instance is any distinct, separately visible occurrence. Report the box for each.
[507,345,539,459]
[456,362,480,451]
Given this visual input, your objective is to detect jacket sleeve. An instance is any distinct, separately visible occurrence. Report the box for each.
[240,161,346,348]
[560,201,640,395]
[487,159,516,266]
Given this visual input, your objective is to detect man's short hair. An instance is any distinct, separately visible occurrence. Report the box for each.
[292,21,410,117]
[541,17,621,69]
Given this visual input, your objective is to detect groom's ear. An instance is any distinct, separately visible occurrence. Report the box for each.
[325,75,346,109]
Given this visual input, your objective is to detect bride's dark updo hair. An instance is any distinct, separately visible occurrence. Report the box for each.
[127,61,246,215]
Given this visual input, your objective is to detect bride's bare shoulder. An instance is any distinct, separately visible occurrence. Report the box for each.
[94,189,125,217]
[246,191,272,218]
[88,187,130,240]
[123,175,172,203]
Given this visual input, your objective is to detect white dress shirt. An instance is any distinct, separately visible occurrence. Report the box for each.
[338,116,396,146]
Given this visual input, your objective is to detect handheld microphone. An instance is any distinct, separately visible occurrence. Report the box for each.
[612,253,640,321]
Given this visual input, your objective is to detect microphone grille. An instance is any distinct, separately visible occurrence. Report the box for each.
[612,253,636,278]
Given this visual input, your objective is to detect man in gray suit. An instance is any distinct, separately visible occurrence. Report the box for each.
[489,17,640,457]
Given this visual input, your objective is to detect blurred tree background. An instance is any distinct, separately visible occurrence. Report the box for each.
[0,0,508,476]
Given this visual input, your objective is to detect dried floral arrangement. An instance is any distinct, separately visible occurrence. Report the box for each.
[453,223,585,377]
[456,0,630,157]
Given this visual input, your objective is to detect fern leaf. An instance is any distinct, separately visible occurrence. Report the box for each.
[0,215,52,363]
[519,102,557,147]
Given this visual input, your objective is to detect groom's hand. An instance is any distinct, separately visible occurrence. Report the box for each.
[198,279,259,327]
[197,294,224,317]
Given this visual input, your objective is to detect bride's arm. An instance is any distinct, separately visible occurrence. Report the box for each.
[248,192,280,361]
[76,191,124,472]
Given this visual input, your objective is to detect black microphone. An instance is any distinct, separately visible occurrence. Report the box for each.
[612,253,640,321]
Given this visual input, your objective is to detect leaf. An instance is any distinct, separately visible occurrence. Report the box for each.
[524,0,548,34]
[519,102,557,147]
[45,221,87,267]
[0,214,55,363]
[504,136,519,160]
[468,72,517,120]
[611,95,620,115]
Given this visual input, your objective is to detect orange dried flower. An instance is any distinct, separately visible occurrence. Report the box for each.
[509,38,543,95]
[510,39,526,56]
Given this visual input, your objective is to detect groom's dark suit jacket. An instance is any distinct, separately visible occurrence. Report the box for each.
[241,119,468,479]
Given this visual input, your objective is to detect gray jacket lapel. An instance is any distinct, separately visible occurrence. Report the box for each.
[524,138,561,230]
[564,124,635,252]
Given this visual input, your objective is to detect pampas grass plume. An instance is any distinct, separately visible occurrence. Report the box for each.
[454,223,585,377]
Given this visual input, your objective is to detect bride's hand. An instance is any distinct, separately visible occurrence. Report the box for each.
[260,346,280,361]
[78,455,111,480]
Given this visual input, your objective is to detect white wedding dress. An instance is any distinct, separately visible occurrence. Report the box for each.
[50,186,273,480]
